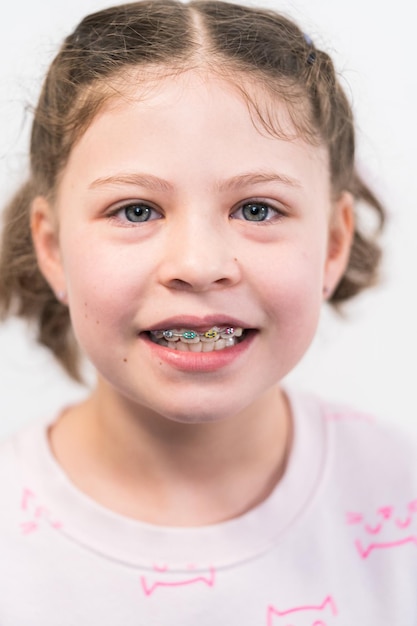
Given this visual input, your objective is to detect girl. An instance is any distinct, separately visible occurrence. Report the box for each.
[0,1,415,624]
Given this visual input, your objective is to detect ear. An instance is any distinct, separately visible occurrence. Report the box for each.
[323,191,355,298]
[31,196,67,303]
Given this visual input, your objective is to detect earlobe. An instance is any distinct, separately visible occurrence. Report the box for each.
[324,191,355,298]
[31,196,67,301]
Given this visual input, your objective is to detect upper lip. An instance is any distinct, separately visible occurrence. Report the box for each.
[144,315,252,332]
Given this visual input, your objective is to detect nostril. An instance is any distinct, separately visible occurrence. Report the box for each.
[168,278,197,291]
[166,276,232,291]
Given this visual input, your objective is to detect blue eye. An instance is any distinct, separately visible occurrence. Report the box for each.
[108,202,161,225]
[233,201,281,222]
[123,203,154,222]
[242,203,269,221]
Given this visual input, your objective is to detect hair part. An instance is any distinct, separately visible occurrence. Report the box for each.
[0,0,386,380]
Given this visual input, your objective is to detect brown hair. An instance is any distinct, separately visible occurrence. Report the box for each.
[0,0,385,380]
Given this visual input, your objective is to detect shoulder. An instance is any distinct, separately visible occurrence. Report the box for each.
[0,417,52,529]
[0,435,25,536]
[323,396,417,472]
[288,388,417,495]
[0,434,21,483]
[313,393,417,507]
[296,389,417,460]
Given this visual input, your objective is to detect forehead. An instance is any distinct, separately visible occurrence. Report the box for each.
[100,65,318,140]
[60,69,329,198]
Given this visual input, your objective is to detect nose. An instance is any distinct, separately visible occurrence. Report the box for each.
[157,216,241,292]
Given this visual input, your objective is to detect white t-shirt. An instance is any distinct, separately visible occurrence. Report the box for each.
[1,390,417,625]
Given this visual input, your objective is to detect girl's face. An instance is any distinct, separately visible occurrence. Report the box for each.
[33,70,353,423]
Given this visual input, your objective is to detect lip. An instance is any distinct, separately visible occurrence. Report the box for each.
[140,328,257,373]
[145,314,252,333]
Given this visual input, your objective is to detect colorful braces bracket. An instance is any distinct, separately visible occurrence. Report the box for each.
[150,327,238,342]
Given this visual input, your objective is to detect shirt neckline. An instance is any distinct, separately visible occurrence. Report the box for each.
[13,388,328,571]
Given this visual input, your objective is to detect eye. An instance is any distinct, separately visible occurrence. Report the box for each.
[231,201,283,223]
[123,203,158,223]
[109,201,161,224]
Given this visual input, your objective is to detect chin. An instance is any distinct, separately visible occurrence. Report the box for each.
[156,401,237,425]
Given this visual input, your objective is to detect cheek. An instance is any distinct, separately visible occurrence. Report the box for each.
[59,235,146,342]
[266,276,322,344]
[260,240,326,319]
[256,240,326,370]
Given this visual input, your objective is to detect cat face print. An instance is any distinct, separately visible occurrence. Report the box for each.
[140,564,216,596]
[267,596,338,625]
[347,499,417,558]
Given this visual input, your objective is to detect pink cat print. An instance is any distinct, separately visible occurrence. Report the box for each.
[140,564,216,596]
[346,499,417,558]
[267,595,338,626]
[20,487,63,534]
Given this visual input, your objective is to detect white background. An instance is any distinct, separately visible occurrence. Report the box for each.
[0,0,415,439]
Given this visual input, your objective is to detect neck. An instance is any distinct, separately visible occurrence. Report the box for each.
[49,379,292,526]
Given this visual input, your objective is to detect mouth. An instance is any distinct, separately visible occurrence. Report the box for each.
[147,326,247,353]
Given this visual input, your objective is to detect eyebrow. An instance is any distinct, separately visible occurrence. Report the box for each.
[216,171,302,192]
[89,173,173,192]
[88,171,302,192]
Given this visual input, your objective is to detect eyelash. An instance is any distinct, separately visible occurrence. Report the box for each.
[108,202,162,225]
[108,199,286,225]
[231,201,285,223]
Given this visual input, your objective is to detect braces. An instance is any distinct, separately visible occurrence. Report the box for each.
[150,326,240,342]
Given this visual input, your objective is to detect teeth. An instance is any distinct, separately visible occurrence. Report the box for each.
[189,342,202,352]
[149,326,245,351]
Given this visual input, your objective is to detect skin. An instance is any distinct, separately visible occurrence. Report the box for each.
[31,70,354,525]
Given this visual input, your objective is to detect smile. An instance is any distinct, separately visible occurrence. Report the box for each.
[149,327,245,352]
